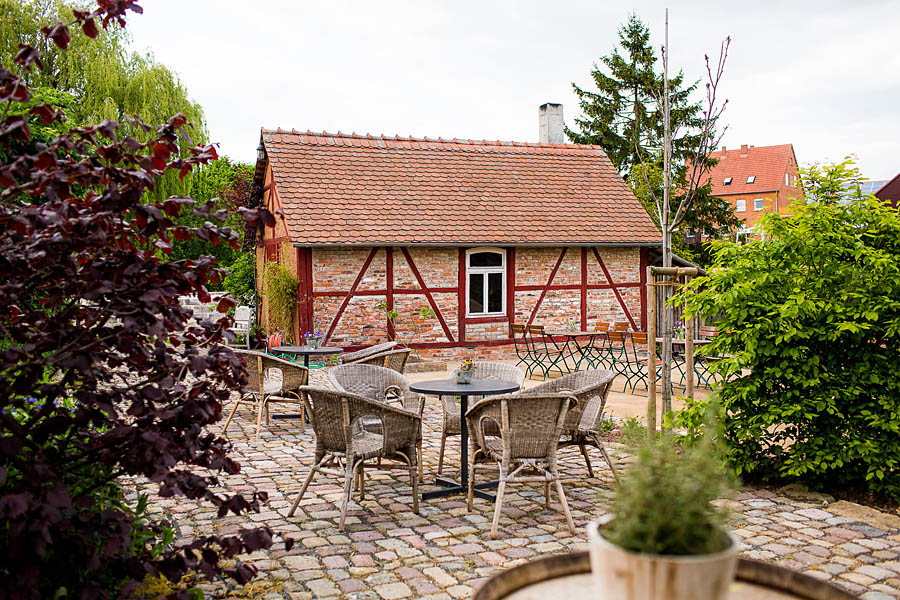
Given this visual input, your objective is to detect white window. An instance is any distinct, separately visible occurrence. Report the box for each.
[754,198,764,210]
[723,177,733,186]
[466,248,505,316]
[746,175,755,184]
[785,173,790,186]
[736,199,746,212]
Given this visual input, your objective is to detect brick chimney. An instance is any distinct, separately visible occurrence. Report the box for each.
[740,144,749,157]
[539,103,564,144]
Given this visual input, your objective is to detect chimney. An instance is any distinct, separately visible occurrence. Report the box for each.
[740,144,749,157]
[721,145,726,153]
[539,103,564,144]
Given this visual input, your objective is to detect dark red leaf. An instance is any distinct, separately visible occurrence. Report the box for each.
[40,22,70,50]
[81,18,99,38]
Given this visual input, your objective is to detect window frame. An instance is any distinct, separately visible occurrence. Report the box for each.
[746,175,756,184]
[753,198,764,211]
[723,177,733,186]
[465,247,506,317]
[736,199,746,212]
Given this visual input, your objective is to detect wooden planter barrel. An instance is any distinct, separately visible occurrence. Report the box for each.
[473,552,857,600]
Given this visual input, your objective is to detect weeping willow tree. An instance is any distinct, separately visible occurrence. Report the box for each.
[0,0,207,202]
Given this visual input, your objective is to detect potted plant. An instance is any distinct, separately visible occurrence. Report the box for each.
[588,431,738,600]
[453,358,476,384]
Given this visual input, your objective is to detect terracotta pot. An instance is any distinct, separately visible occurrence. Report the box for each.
[587,520,739,600]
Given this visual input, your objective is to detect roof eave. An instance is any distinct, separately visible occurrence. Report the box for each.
[290,241,661,248]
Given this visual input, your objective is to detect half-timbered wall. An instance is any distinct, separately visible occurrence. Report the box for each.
[272,245,648,360]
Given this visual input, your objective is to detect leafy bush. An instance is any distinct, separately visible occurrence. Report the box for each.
[0,4,279,596]
[224,252,257,306]
[262,256,299,336]
[679,160,900,501]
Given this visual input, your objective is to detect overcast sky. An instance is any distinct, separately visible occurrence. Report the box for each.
[127,0,899,179]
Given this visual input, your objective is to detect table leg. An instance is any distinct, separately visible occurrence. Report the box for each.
[423,393,497,501]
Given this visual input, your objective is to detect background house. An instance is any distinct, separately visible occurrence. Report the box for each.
[704,144,804,236]
[252,105,660,358]
[874,172,900,208]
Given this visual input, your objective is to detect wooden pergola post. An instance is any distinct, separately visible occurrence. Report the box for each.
[646,266,657,440]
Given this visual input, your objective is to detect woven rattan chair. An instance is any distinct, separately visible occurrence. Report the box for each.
[287,385,420,530]
[437,361,525,475]
[520,368,619,483]
[345,348,411,373]
[465,392,576,538]
[328,363,425,481]
[340,341,398,364]
[224,350,309,437]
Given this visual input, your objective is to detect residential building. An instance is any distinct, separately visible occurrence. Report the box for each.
[251,104,659,359]
[705,144,804,235]
[875,172,900,208]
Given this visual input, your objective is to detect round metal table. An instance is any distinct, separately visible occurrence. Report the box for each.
[270,345,342,369]
[410,378,520,501]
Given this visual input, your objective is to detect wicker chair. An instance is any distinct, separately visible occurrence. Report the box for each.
[437,361,525,475]
[328,363,425,481]
[521,369,619,483]
[287,385,420,530]
[340,341,398,364]
[465,392,576,538]
[348,347,411,373]
[224,350,309,437]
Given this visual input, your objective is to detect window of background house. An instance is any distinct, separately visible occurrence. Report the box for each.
[746,175,755,184]
[467,248,505,316]
[754,198,764,210]
[736,199,746,212]
[723,177,733,186]
[785,173,790,186]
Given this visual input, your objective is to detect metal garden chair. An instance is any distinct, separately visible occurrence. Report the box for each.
[527,325,567,380]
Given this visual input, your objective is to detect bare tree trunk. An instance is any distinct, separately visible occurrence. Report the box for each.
[660,9,673,426]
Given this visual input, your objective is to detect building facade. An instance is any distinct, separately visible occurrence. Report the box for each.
[252,113,659,359]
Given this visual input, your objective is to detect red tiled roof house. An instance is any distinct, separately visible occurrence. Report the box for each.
[704,144,804,234]
[252,106,660,358]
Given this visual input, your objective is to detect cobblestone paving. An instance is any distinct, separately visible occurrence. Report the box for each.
[128,371,900,599]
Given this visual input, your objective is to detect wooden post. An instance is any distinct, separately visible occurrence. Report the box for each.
[646,266,657,440]
[684,275,695,402]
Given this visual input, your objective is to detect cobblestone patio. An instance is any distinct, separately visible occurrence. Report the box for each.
[129,370,900,599]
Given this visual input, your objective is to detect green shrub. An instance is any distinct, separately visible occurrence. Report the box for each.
[224,252,256,306]
[679,159,900,501]
[262,257,299,336]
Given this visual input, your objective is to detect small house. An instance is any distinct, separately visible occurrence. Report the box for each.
[251,104,659,359]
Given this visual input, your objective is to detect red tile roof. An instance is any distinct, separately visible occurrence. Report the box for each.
[260,129,659,246]
[704,144,797,195]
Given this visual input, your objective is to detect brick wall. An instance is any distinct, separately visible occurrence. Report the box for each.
[300,245,644,361]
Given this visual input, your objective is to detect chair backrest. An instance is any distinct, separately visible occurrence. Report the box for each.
[341,341,398,364]
[594,321,610,333]
[236,349,309,394]
[510,324,534,357]
[473,361,525,386]
[522,369,616,432]
[698,325,718,339]
[466,393,574,460]
[380,348,411,373]
[329,363,411,403]
[234,306,251,322]
[611,321,629,332]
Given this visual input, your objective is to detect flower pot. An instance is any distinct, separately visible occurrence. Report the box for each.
[587,520,739,600]
[307,337,321,349]
[455,369,474,384]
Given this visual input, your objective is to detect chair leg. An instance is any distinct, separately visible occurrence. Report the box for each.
[578,443,595,478]
[255,398,266,437]
[222,398,243,435]
[490,480,507,539]
[554,479,576,534]
[437,433,447,475]
[598,443,621,485]
[339,460,357,531]
[466,451,477,511]
[544,480,550,510]
[299,402,305,434]
[288,465,318,517]
[409,445,419,513]
[358,463,365,500]
[417,439,424,483]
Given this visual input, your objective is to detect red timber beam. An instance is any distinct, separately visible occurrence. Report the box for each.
[458,249,466,342]
[591,247,638,330]
[323,247,378,345]
[311,287,457,297]
[386,247,394,340]
[526,247,567,327]
[295,247,313,337]
[580,247,588,330]
[506,247,516,326]
[401,248,455,342]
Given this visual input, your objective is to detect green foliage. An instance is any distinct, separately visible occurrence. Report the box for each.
[0,0,207,202]
[567,13,701,179]
[620,416,648,447]
[604,430,733,555]
[263,255,299,336]
[678,159,900,501]
[223,252,256,306]
[375,302,435,358]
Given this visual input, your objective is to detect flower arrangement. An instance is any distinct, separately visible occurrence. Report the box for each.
[455,358,476,384]
[304,328,324,348]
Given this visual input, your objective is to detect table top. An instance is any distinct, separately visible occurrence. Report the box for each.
[654,338,713,345]
[270,345,343,355]
[542,330,602,337]
[410,378,521,396]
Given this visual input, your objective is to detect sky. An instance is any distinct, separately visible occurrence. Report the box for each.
[127,0,900,180]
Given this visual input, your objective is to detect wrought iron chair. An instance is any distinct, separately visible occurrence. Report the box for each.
[527,325,567,380]
[510,323,538,378]
[465,392,577,538]
[287,385,420,530]
[224,350,309,437]
[519,368,619,483]
[328,363,425,482]
[436,361,525,475]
